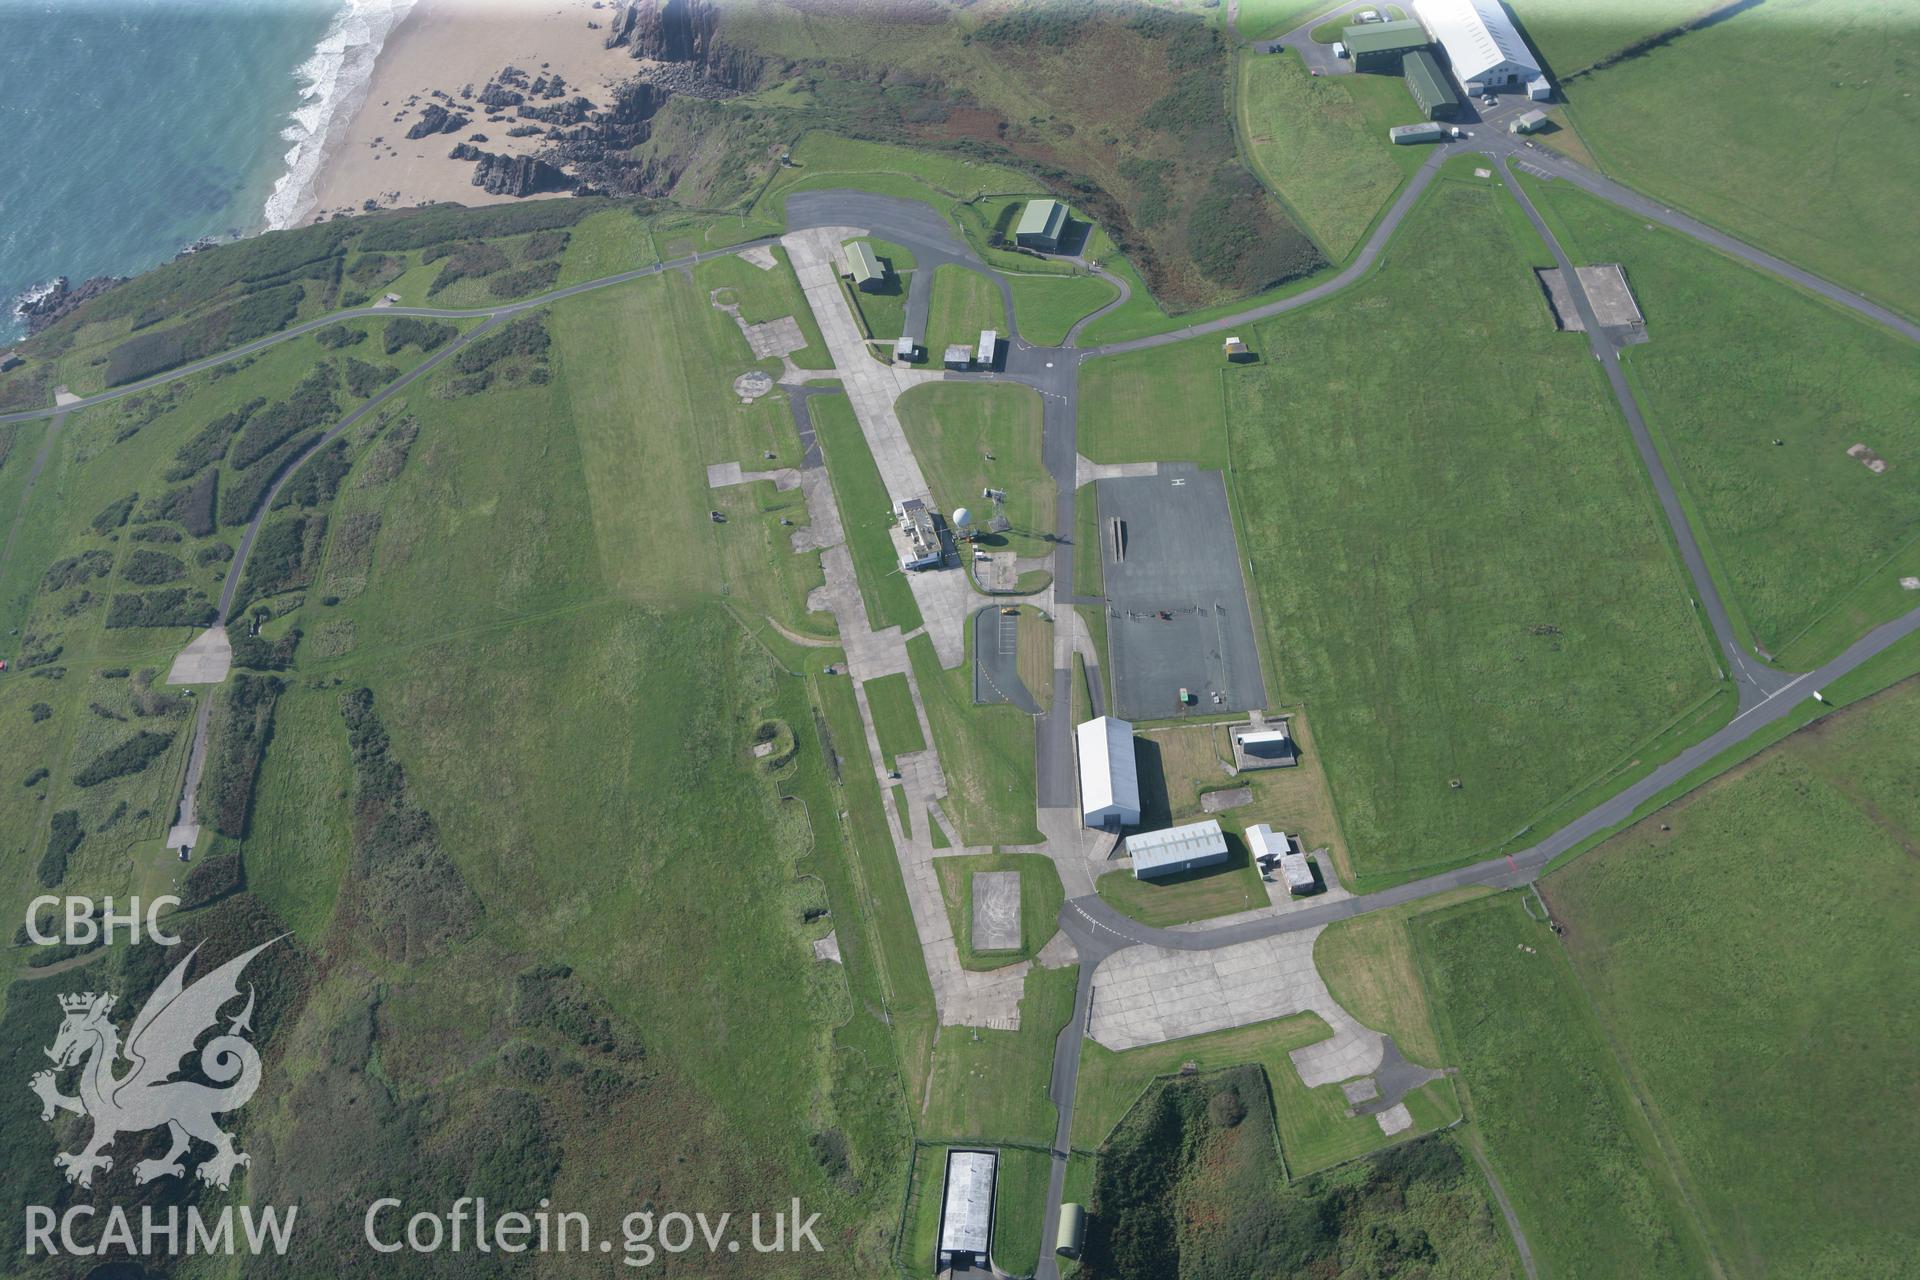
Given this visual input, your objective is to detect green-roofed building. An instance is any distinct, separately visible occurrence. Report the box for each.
[845,240,886,291]
[1015,198,1068,251]
[1343,17,1429,73]
[1403,48,1460,120]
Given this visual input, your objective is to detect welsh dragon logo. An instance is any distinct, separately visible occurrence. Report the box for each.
[30,939,279,1192]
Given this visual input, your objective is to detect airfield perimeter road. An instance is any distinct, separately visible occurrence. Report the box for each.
[7,129,1920,1280]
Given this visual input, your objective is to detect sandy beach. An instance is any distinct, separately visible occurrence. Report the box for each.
[300,0,642,224]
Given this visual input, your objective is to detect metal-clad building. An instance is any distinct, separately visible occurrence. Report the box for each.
[976,329,999,368]
[1129,819,1229,879]
[1510,108,1549,134]
[944,343,972,370]
[1403,49,1460,120]
[1390,122,1446,144]
[1249,824,1315,895]
[1342,17,1429,72]
[936,1149,997,1271]
[1015,198,1068,251]
[1077,716,1141,829]
[1412,0,1542,93]
[844,240,886,291]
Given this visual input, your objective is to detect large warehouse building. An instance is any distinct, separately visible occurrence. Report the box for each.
[1077,716,1142,830]
[936,1149,998,1272]
[1128,819,1230,879]
[1412,0,1541,94]
[1403,48,1461,120]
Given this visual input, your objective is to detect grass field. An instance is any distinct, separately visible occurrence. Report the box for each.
[1218,176,1721,883]
[864,671,926,768]
[924,264,1010,362]
[1542,678,1920,1277]
[1312,887,1492,1067]
[1076,341,1230,468]
[907,633,1043,846]
[896,382,1053,559]
[1237,49,1420,260]
[694,244,833,369]
[1004,271,1118,346]
[920,963,1076,1145]
[1537,0,1920,315]
[934,852,1066,969]
[809,391,925,633]
[1415,895,1710,1278]
[1524,173,1920,666]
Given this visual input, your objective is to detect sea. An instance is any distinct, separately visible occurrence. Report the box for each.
[0,0,416,343]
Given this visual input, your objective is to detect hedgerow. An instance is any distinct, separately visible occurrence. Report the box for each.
[71,730,175,787]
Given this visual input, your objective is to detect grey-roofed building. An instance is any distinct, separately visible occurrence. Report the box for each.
[1077,716,1142,830]
[895,334,919,362]
[945,343,972,370]
[1129,819,1229,879]
[1015,198,1068,251]
[1390,122,1446,144]
[1249,824,1315,895]
[1413,0,1541,93]
[1510,108,1549,134]
[897,498,942,571]
[844,240,886,291]
[1403,48,1460,120]
[976,329,999,368]
[936,1149,997,1271]
[1233,723,1297,769]
[1343,17,1429,72]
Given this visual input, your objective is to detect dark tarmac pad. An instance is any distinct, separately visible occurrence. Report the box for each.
[971,871,1022,952]
[972,605,1040,712]
[1098,464,1268,721]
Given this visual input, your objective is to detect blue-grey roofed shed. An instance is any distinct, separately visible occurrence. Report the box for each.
[1015,199,1068,251]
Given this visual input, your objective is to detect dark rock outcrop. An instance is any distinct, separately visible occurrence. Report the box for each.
[602,0,763,89]
[450,147,573,197]
[18,276,127,335]
[477,81,524,109]
[405,103,469,139]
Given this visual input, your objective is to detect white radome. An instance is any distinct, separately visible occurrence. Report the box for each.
[952,507,972,528]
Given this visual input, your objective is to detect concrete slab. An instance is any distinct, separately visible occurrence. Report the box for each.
[1201,786,1253,814]
[1087,926,1385,1088]
[166,627,232,685]
[1342,1077,1380,1105]
[742,315,806,361]
[1376,1103,1413,1136]
[737,244,779,270]
[812,931,842,963]
[1074,453,1157,491]
[971,871,1022,952]
[53,386,80,406]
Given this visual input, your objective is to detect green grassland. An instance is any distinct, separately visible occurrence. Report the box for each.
[1505,0,1695,78]
[933,851,1065,970]
[1542,678,1920,1276]
[920,963,1076,1145]
[1077,341,1232,468]
[907,633,1044,847]
[1539,0,1920,315]
[1415,895,1710,1278]
[896,381,1052,558]
[1004,271,1119,346]
[694,244,834,369]
[924,265,1010,362]
[1219,176,1721,883]
[864,670,926,768]
[1523,173,1920,666]
[810,391,925,632]
[1312,886,1493,1067]
[0,201,944,1274]
[1236,48,1421,260]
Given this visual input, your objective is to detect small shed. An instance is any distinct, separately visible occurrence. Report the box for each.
[1015,198,1068,251]
[1528,74,1552,101]
[844,240,886,291]
[1390,122,1446,144]
[1332,40,1348,59]
[1250,825,1316,896]
[944,343,972,370]
[1510,109,1549,134]
[1055,1203,1087,1259]
[976,328,999,368]
[1128,819,1229,879]
[1403,49,1460,121]
[1223,335,1251,362]
[895,334,919,362]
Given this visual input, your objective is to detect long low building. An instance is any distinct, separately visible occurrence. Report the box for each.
[1413,0,1541,94]
[1077,716,1142,829]
[1404,47,1461,120]
[1129,819,1229,879]
[936,1149,997,1271]
[1343,17,1429,72]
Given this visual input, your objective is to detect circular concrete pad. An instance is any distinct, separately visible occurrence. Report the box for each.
[733,370,775,402]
